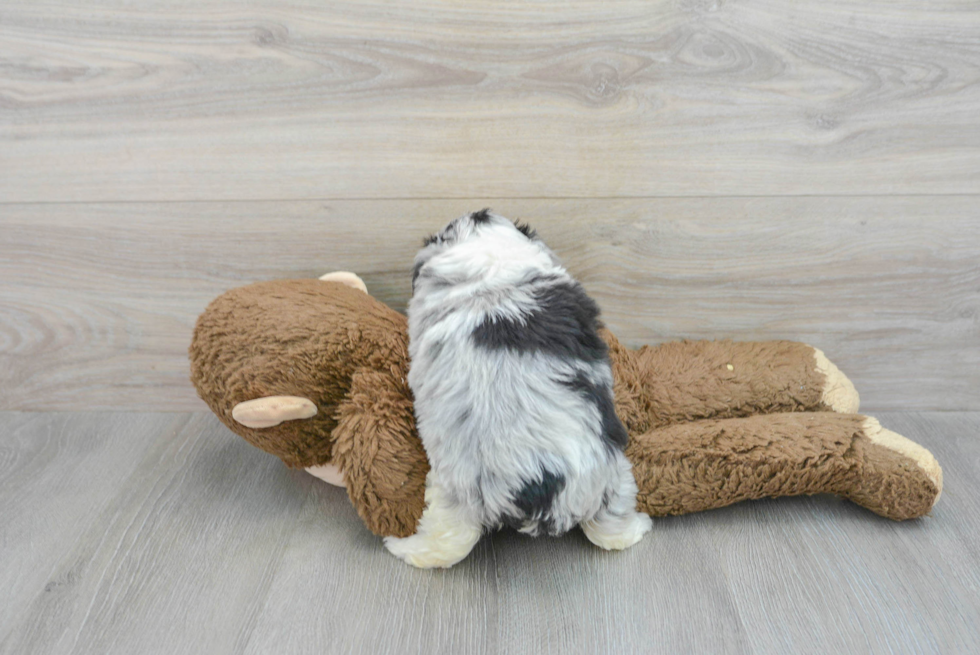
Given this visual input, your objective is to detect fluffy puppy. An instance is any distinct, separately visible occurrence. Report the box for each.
[384,209,652,568]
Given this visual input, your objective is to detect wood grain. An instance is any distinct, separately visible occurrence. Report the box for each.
[0,412,312,655]
[2,197,977,412]
[2,1,976,650]
[1,0,979,201]
[1,411,978,654]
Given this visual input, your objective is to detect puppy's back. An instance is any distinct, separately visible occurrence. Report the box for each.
[412,274,627,536]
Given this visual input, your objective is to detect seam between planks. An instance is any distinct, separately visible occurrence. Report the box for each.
[1,193,980,207]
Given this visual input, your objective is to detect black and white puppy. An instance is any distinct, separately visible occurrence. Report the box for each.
[384,209,652,568]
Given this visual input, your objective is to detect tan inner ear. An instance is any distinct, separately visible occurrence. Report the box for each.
[232,396,317,429]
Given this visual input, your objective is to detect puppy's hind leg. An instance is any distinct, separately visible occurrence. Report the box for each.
[384,471,482,569]
[581,454,652,551]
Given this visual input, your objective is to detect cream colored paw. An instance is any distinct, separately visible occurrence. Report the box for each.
[319,271,368,293]
[862,417,943,507]
[581,513,652,551]
[383,475,482,569]
[383,529,480,569]
[231,396,317,428]
[306,463,345,487]
[812,347,860,413]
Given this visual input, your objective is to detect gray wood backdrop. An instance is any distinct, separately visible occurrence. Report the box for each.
[1,0,979,412]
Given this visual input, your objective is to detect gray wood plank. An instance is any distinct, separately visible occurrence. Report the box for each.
[1,1,978,201]
[1,411,978,654]
[718,411,980,655]
[0,412,311,655]
[2,197,978,412]
[0,413,173,628]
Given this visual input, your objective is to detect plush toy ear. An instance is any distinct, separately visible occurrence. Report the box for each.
[329,366,429,538]
[231,396,318,428]
[318,271,369,294]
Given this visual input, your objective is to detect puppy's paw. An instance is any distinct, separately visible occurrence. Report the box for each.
[383,530,479,569]
[582,512,652,551]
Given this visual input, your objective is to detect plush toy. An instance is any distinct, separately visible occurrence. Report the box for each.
[189,272,942,544]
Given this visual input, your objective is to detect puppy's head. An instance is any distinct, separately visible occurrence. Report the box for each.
[423,208,535,248]
[412,209,546,292]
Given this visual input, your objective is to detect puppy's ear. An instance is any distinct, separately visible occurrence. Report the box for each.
[513,220,537,239]
[471,208,493,224]
[412,260,423,291]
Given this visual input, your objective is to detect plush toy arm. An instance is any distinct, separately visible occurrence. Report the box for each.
[627,412,941,521]
[605,333,860,434]
[329,366,429,538]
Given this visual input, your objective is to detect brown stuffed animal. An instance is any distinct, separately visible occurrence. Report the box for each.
[189,273,942,540]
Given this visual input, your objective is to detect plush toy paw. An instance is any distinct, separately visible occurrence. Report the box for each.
[811,347,860,413]
[581,512,653,551]
[860,417,943,508]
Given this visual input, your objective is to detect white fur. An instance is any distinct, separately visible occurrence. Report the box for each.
[383,471,483,569]
[385,211,651,568]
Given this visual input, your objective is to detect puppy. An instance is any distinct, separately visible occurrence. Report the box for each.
[384,209,652,568]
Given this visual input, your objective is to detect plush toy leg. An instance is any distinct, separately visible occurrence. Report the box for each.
[604,334,860,433]
[383,471,483,569]
[626,412,942,521]
[581,451,653,550]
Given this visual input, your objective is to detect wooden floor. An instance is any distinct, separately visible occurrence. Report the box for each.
[2,1,979,653]
[1,411,977,654]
